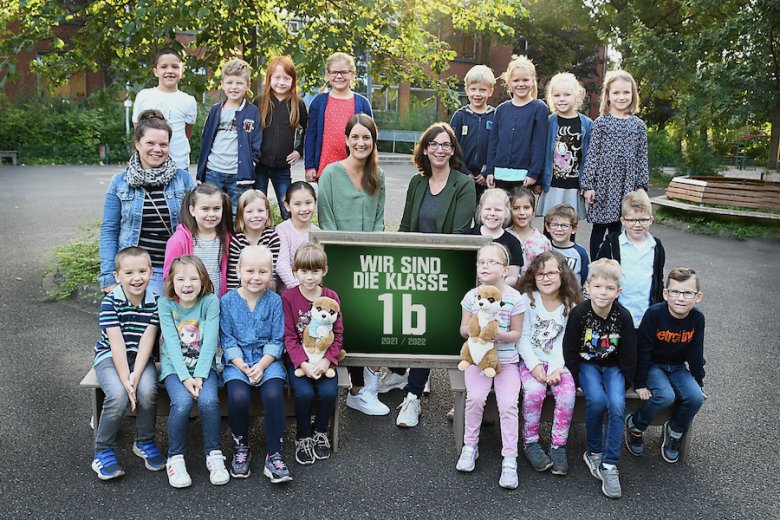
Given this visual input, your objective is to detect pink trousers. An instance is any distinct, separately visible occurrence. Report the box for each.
[464,363,521,457]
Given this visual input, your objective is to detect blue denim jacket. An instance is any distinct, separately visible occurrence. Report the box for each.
[98,168,195,287]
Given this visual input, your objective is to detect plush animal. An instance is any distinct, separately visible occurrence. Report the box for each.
[296,296,346,378]
[458,285,504,377]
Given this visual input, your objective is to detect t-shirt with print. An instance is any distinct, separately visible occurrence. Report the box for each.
[518,291,567,374]
[461,284,525,364]
[507,227,551,274]
[206,105,239,174]
[94,285,159,367]
[550,115,583,189]
[132,87,197,170]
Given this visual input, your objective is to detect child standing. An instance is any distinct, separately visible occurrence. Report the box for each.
[275,181,320,292]
[469,188,524,288]
[164,184,232,296]
[158,255,227,488]
[132,48,197,170]
[256,56,308,220]
[91,247,165,480]
[563,258,637,499]
[506,186,551,274]
[596,190,666,329]
[227,189,280,291]
[283,244,344,465]
[545,204,589,287]
[221,246,291,483]
[304,52,373,182]
[450,65,496,199]
[517,252,582,476]
[484,56,548,192]
[537,72,592,220]
[581,70,648,259]
[456,243,524,490]
[625,267,705,464]
[197,59,263,211]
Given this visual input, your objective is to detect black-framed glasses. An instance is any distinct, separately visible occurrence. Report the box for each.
[428,141,454,151]
[623,218,652,226]
[328,70,353,77]
[667,289,698,299]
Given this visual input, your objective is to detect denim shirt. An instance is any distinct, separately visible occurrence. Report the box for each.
[98,168,194,287]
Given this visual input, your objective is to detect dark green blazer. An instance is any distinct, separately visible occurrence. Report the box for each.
[399,170,476,233]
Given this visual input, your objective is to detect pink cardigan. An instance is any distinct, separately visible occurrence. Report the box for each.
[163,224,231,296]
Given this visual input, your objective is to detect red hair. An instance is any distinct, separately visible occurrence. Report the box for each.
[258,56,302,129]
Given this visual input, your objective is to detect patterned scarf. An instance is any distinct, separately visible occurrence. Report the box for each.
[125,152,178,188]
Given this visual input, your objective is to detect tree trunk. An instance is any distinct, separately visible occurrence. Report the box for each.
[769,98,780,171]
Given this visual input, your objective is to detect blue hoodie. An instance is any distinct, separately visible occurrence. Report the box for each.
[450,105,495,175]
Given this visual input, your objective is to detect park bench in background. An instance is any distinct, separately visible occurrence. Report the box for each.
[0,150,18,165]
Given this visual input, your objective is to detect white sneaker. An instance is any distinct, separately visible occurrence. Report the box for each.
[166,455,192,488]
[423,378,431,395]
[206,450,230,485]
[499,456,518,489]
[456,444,478,472]
[378,369,408,393]
[396,392,421,428]
[346,388,390,415]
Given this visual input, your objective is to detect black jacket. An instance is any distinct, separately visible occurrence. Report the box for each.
[258,97,308,169]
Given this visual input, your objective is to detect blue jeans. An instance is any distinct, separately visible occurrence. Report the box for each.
[255,165,292,220]
[204,169,247,215]
[227,378,286,454]
[148,269,164,298]
[579,363,625,465]
[94,356,158,451]
[634,363,704,433]
[164,371,221,456]
[287,364,339,438]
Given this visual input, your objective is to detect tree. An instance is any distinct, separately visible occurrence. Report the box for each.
[0,0,521,102]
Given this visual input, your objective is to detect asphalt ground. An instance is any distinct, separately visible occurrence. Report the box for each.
[0,163,778,519]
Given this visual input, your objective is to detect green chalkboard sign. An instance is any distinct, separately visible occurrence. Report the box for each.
[312,231,490,357]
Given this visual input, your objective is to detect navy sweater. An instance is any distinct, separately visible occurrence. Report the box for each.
[484,99,549,180]
[450,105,495,175]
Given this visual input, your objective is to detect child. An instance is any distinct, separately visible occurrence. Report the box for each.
[517,252,582,476]
[158,255,227,488]
[256,56,308,220]
[450,64,496,199]
[506,186,551,274]
[227,189,280,291]
[275,181,320,292]
[164,184,232,296]
[563,258,637,499]
[484,56,548,192]
[625,267,705,464]
[91,247,164,480]
[596,190,666,329]
[282,244,344,465]
[456,243,524,490]
[469,188,524,288]
[132,48,197,170]
[304,52,373,182]
[537,72,593,220]
[545,204,589,287]
[221,246,291,483]
[197,58,263,211]
[581,70,648,259]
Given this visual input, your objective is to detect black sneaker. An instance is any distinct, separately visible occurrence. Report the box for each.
[661,421,681,463]
[312,431,332,460]
[624,414,645,456]
[230,444,251,478]
[295,438,315,465]
[523,442,553,472]
[549,446,569,475]
[264,452,293,483]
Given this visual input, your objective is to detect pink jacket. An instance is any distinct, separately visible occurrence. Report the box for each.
[163,224,231,296]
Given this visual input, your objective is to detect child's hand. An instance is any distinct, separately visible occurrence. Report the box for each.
[286,150,301,166]
[471,173,486,187]
[183,378,200,399]
[546,369,563,385]
[531,364,547,384]
[305,169,317,182]
[122,378,137,412]
[523,177,536,188]
[485,173,495,188]
[583,189,596,204]
[636,387,652,400]
[312,358,332,377]
[300,362,320,379]
[247,364,265,385]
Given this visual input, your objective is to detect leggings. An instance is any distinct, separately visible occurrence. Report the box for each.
[464,363,521,457]
[519,363,576,446]
[589,221,622,260]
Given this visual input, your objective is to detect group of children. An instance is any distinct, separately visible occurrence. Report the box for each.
[92,49,707,497]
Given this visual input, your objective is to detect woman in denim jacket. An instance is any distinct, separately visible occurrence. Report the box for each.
[99,109,195,295]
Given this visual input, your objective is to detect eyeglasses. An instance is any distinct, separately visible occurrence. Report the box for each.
[548,223,572,230]
[667,289,698,299]
[328,70,353,78]
[476,259,506,268]
[534,270,560,280]
[427,141,454,151]
[623,218,652,226]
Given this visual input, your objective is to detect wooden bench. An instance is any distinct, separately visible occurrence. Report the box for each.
[448,369,693,462]
[0,150,18,165]
[80,364,351,451]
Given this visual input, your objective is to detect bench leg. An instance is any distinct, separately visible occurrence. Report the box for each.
[452,389,466,455]
[678,426,692,463]
[91,388,104,444]
[331,397,341,453]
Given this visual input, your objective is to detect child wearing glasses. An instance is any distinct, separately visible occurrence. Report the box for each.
[545,204,589,287]
[596,190,666,329]
[624,267,705,464]
[304,52,372,182]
